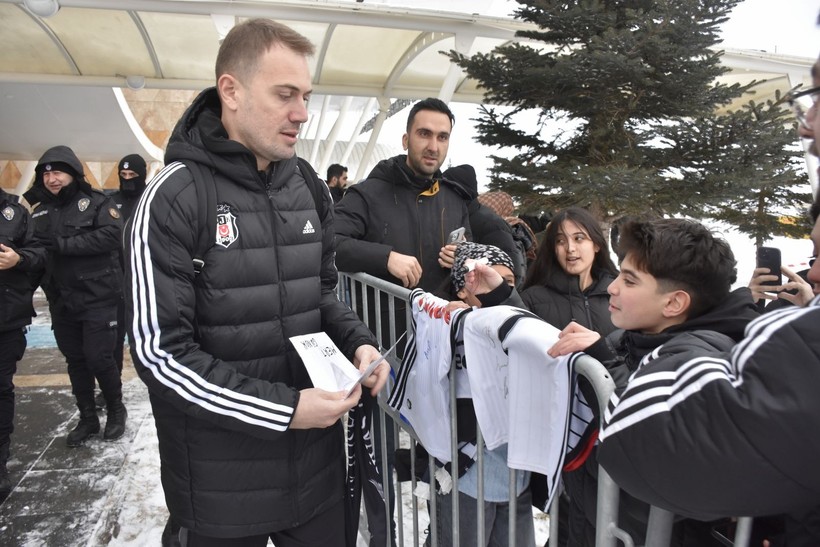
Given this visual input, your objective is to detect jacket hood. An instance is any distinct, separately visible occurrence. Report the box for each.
[24,145,91,205]
[165,87,296,192]
[667,287,759,342]
[36,145,85,176]
[443,164,478,201]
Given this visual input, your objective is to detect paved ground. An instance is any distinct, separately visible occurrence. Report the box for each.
[0,293,167,546]
[2,293,550,546]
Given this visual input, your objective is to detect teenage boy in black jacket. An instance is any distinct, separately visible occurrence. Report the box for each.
[549,218,760,546]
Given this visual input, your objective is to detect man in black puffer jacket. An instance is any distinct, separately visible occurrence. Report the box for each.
[125,19,387,545]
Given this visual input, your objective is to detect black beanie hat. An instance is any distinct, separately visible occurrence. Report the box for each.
[443,164,478,200]
[118,154,147,179]
[37,161,80,180]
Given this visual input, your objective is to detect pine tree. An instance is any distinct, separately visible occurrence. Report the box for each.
[448,0,791,228]
[659,92,812,247]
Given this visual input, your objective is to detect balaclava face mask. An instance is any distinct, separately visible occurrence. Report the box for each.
[118,154,147,196]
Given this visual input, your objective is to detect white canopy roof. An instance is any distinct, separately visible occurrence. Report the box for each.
[0,0,815,180]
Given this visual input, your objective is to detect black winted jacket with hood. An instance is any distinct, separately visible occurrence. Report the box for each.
[521,267,617,335]
[562,288,760,546]
[23,146,123,316]
[125,88,378,538]
[0,189,46,332]
[334,155,470,292]
[600,294,820,523]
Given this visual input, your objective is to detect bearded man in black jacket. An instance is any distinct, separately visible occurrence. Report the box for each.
[334,98,470,292]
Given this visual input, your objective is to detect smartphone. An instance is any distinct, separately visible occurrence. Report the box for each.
[756,246,782,287]
[447,227,466,244]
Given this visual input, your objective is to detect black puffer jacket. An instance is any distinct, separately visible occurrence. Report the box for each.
[125,88,378,538]
[600,295,820,521]
[521,267,617,335]
[564,288,760,546]
[334,155,470,292]
[24,146,123,315]
[0,189,46,331]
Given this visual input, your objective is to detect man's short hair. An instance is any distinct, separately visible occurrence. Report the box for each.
[215,18,315,84]
[406,98,455,132]
[617,218,737,318]
[327,163,347,181]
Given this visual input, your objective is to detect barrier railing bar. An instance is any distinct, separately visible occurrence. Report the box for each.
[476,427,485,547]
[549,485,560,547]
[734,517,753,547]
[645,506,675,546]
[448,351,460,547]
[508,467,517,546]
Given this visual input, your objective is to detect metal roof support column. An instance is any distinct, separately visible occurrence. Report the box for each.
[438,32,475,103]
[355,97,391,183]
[318,95,352,176]
[341,97,377,168]
[309,95,332,167]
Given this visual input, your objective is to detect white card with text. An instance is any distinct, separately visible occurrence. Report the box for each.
[289,332,360,393]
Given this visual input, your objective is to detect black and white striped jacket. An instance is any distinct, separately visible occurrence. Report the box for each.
[599,296,820,520]
[125,87,377,538]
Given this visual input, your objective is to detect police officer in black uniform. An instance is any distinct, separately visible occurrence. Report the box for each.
[23,145,127,447]
[105,154,148,387]
[108,153,147,221]
[0,188,46,498]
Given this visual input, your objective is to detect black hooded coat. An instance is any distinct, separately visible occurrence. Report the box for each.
[124,87,378,538]
[24,145,123,315]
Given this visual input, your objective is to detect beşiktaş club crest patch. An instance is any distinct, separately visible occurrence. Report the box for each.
[215,203,239,248]
[78,198,91,212]
[2,206,14,221]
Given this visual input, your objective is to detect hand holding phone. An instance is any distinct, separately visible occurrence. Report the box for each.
[448,227,466,244]
[756,246,782,287]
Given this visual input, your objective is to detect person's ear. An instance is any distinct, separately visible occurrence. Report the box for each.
[402,133,409,151]
[663,290,691,319]
[217,74,241,112]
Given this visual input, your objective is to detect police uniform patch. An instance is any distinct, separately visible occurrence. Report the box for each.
[109,207,120,219]
[2,206,13,221]
[78,198,90,212]
[123,161,130,169]
[215,203,239,248]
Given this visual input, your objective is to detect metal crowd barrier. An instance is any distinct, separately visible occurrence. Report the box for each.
[337,271,753,547]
